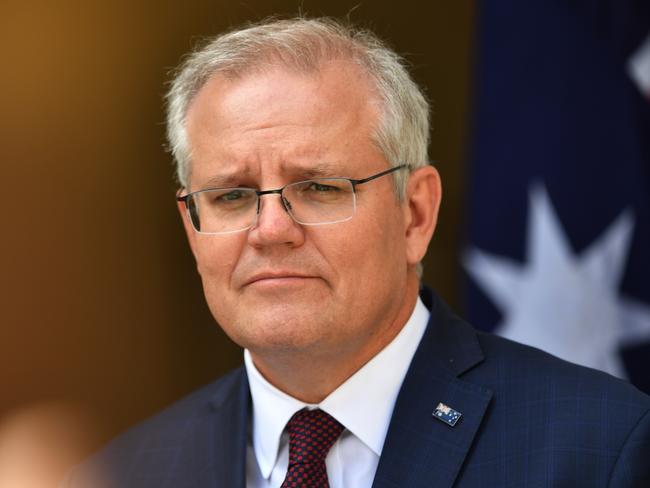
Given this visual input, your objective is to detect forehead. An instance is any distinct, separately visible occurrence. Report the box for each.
[184,61,384,187]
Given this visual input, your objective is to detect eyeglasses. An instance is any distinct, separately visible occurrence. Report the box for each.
[177,165,408,235]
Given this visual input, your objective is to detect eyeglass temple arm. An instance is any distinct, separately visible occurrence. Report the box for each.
[350,164,409,187]
[176,190,189,204]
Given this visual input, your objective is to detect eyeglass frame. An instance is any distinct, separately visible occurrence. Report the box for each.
[176,164,409,234]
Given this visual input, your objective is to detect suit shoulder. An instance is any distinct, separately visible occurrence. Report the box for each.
[65,367,246,487]
[456,331,650,485]
[111,367,245,446]
[473,330,650,407]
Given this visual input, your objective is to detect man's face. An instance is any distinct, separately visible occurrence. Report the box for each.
[181,61,419,366]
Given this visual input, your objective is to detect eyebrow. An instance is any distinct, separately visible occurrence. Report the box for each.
[197,162,347,190]
[200,172,247,189]
[290,162,345,179]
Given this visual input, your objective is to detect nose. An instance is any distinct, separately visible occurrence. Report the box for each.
[247,193,305,248]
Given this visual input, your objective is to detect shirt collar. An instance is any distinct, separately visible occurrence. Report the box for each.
[244,296,430,480]
[244,349,314,479]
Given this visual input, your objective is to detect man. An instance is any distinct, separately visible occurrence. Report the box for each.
[67,17,650,487]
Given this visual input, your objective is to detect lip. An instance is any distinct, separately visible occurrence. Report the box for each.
[244,271,318,286]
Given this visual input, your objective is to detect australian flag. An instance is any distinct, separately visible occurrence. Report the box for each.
[463,0,650,394]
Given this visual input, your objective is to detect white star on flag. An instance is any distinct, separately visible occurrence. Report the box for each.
[628,31,650,98]
[464,184,650,379]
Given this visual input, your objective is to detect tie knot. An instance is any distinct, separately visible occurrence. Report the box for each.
[285,408,344,465]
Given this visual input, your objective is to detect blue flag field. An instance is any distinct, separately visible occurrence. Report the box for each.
[464,0,650,393]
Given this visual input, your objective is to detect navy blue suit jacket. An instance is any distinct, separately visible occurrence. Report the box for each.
[68,289,650,487]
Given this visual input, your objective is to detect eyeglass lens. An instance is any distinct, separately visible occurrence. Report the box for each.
[188,178,356,234]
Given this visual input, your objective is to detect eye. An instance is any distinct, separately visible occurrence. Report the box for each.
[206,189,255,207]
[308,182,340,192]
[218,189,246,201]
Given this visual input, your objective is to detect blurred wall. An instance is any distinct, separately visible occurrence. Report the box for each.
[0,0,474,464]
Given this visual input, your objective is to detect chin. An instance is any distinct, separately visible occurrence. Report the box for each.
[228,308,337,353]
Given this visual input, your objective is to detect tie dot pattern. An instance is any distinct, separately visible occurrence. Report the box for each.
[280,408,344,488]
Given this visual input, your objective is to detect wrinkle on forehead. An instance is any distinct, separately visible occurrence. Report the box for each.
[185,60,382,189]
[196,161,352,191]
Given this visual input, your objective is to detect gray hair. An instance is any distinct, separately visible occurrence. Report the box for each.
[165,16,431,199]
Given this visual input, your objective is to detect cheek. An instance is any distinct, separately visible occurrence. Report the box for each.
[369,210,407,278]
[193,235,244,285]
[320,208,405,289]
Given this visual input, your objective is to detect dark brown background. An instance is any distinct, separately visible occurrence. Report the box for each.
[0,0,474,460]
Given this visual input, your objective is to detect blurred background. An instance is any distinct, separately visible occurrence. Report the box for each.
[0,0,648,485]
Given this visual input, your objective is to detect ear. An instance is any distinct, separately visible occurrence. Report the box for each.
[177,197,199,261]
[402,165,442,266]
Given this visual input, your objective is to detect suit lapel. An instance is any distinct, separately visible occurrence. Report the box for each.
[206,368,250,488]
[372,289,493,488]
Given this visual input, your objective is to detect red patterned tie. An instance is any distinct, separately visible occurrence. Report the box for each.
[280,408,344,488]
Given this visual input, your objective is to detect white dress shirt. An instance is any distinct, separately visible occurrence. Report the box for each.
[244,297,430,488]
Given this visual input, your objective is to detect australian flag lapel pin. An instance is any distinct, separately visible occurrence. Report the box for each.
[433,402,462,427]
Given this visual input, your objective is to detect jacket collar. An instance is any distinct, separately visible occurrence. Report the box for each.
[207,368,250,488]
[371,287,493,488]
